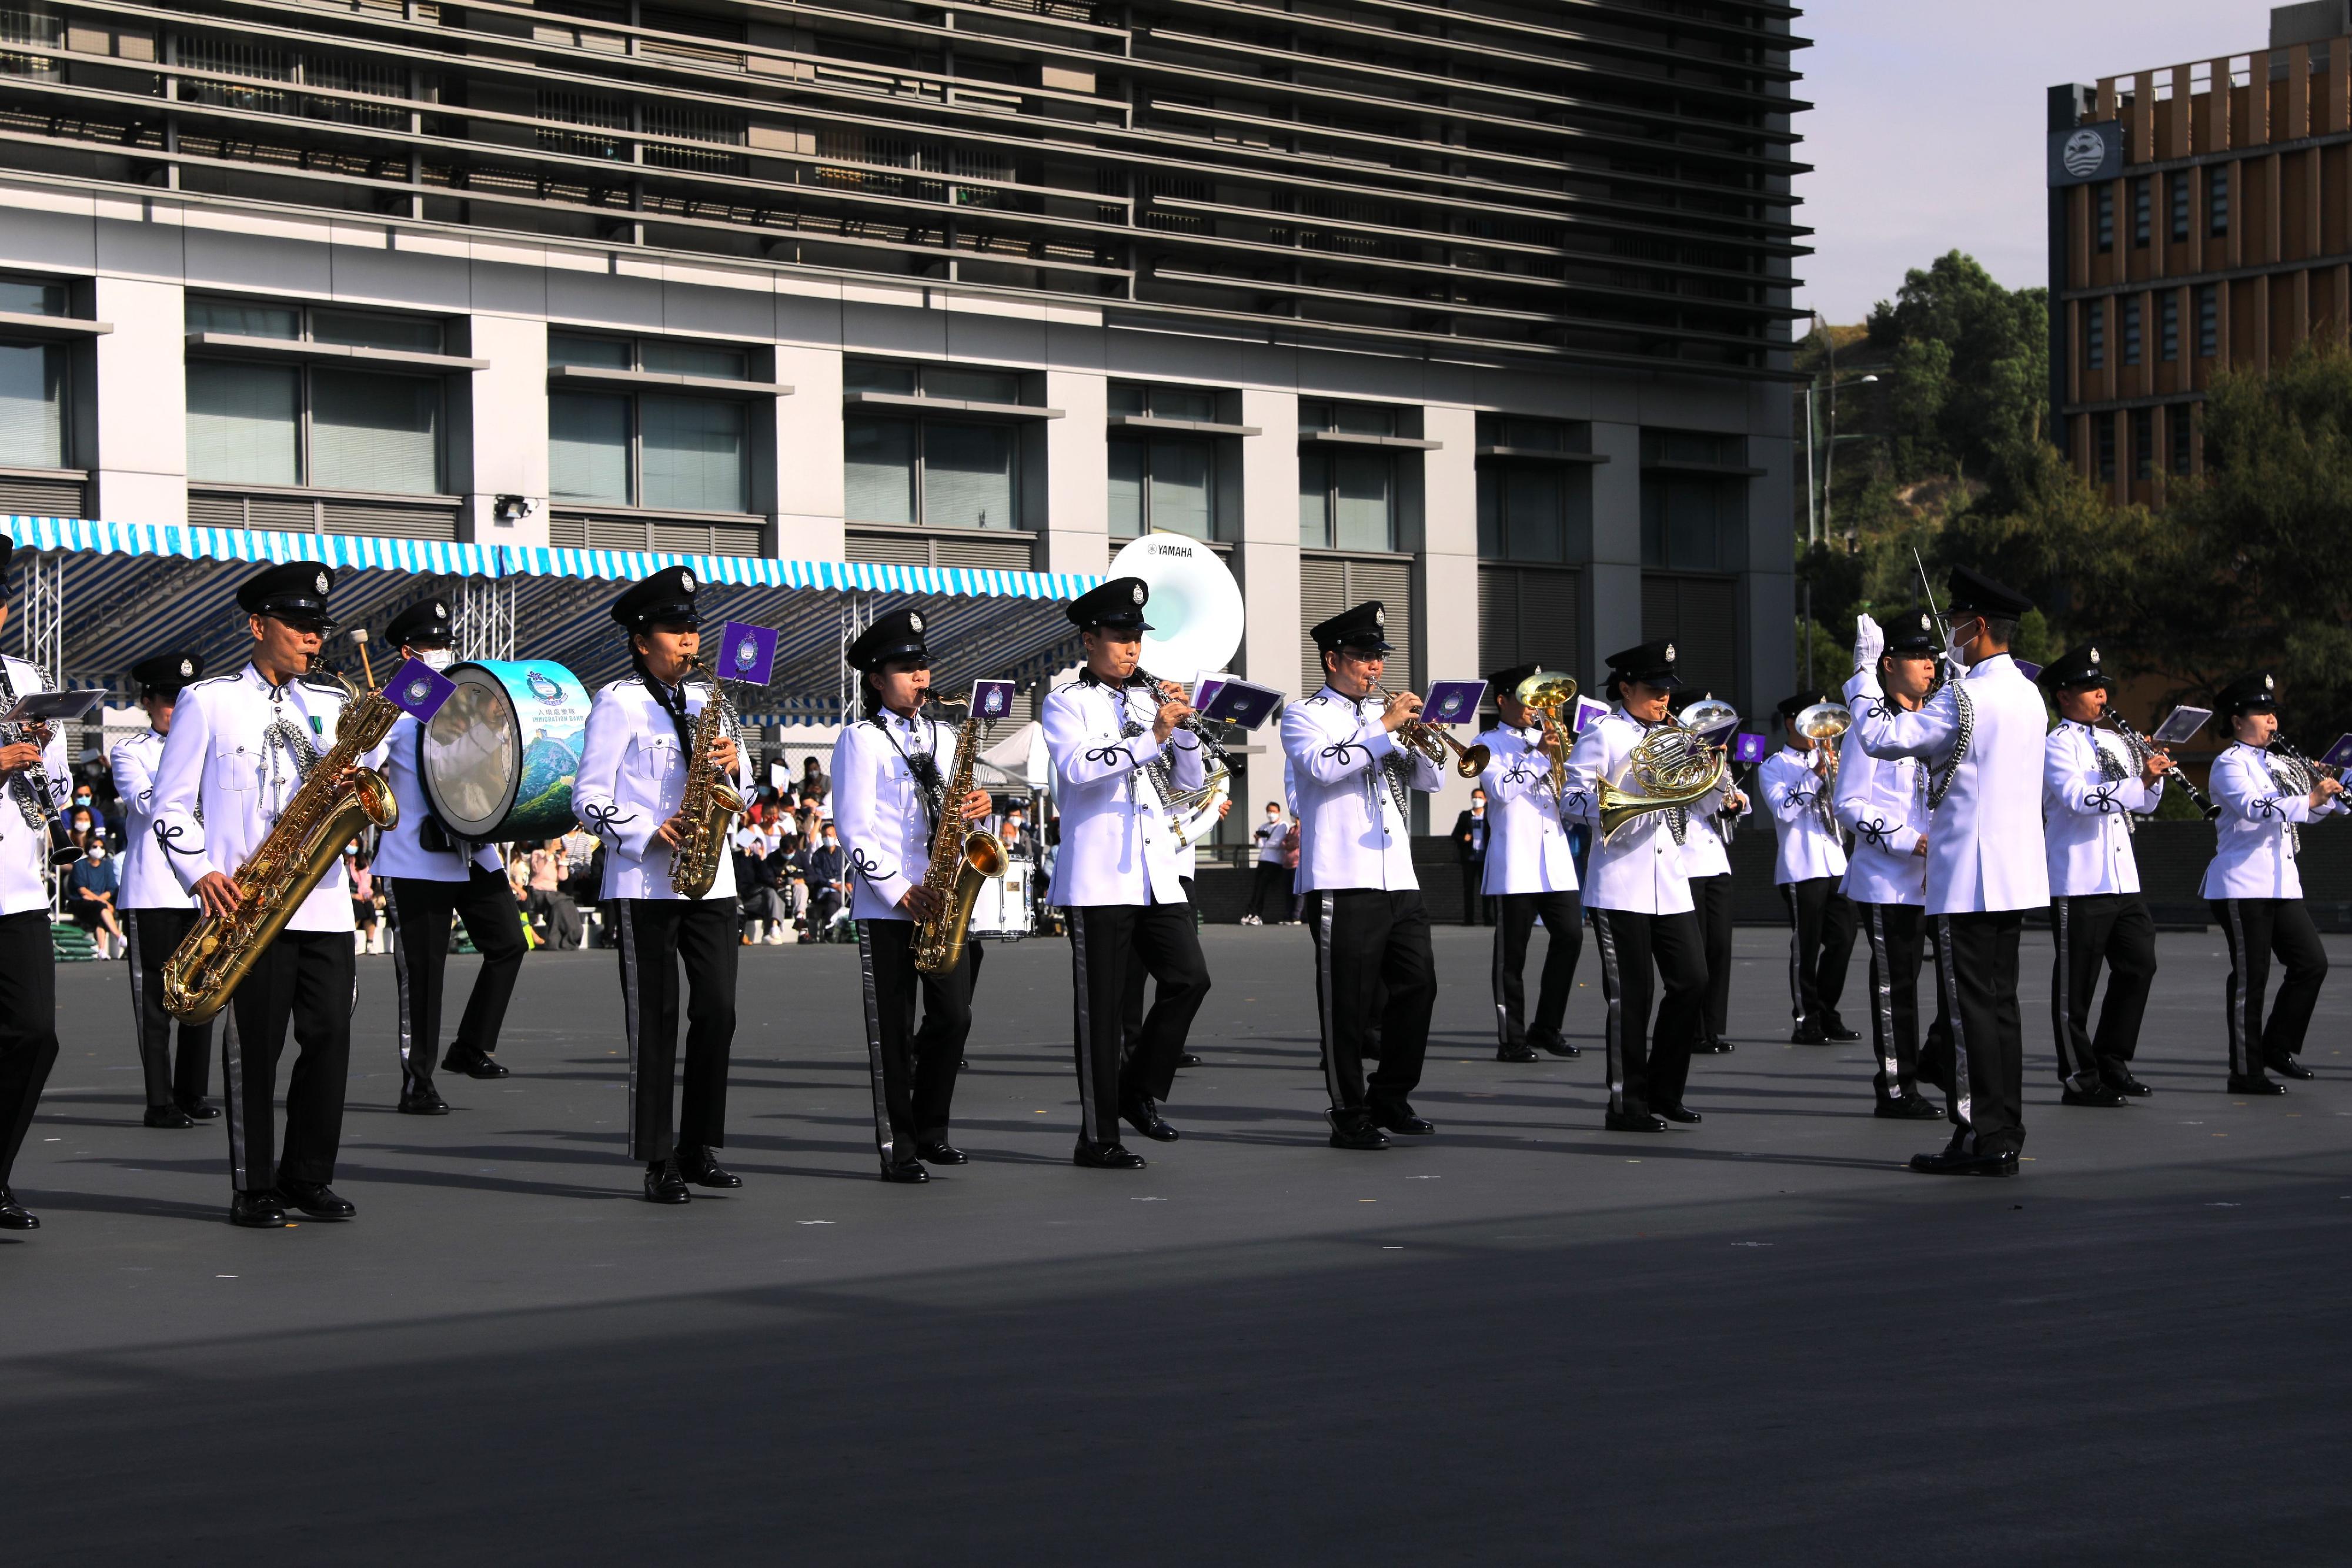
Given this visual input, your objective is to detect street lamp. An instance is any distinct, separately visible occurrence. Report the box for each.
[1804,372,1879,549]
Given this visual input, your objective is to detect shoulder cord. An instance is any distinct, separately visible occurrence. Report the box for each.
[1927,684,1973,811]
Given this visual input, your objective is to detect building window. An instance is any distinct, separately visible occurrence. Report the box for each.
[549,334,751,513]
[2169,404,2194,475]
[843,360,1023,531]
[2198,285,2219,357]
[2122,298,2142,366]
[2170,170,2191,241]
[1108,382,1222,541]
[2096,414,2116,482]
[1639,430,1748,573]
[2209,165,2230,237]
[185,298,445,493]
[0,276,68,469]
[1475,414,1589,564]
[2160,292,2180,362]
[2132,176,2151,248]
[2132,407,2153,480]
[1298,400,1400,551]
[2085,300,2104,370]
[2096,184,2114,253]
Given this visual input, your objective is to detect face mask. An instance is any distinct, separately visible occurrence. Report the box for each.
[86,847,103,861]
[419,648,455,671]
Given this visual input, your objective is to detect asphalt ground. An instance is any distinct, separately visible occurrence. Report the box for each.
[9,921,2352,1565]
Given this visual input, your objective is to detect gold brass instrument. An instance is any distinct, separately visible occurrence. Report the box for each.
[1792,700,1853,780]
[1514,671,1579,797]
[1376,680,1491,778]
[666,657,747,901]
[162,649,401,1024]
[913,694,1008,975]
[1678,694,1745,840]
[1598,726,1728,842]
[1133,664,1234,846]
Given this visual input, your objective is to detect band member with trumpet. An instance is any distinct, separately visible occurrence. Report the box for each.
[575,566,749,1204]
[831,607,995,1183]
[150,563,366,1227]
[1282,601,1445,1149]
[1562,640,1709,1132]
[1043,577,1211,1168]
[1833,611,1942,1118]
[2040,644,2170,1106]
[0,534,69,1229]
[111,650,216,1129]
[1761,691,1858,1045]
[1852,567,2050,1178]
[1669,690,1750,1057]
[366,596,527,1115]
[1476,664,1583,1064]
[2200,670,2344,1094]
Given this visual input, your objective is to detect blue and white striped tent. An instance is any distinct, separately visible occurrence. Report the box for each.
[2,516,1098,724]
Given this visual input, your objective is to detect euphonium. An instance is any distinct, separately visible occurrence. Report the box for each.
[162,673,401,1024]
[667,658,746,901]
[1375,681,1491,778]
[1598,726,1727,842]
[1514,670,1579,797]
[913,694,1007,975]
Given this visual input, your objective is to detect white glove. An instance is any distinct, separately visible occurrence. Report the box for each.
[1852,613,1883,675]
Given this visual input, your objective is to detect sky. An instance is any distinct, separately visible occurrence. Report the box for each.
[1791,1,2283,325]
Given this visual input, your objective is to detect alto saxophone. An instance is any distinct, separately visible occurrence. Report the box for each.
[913,696,1007,975]
[667,658,747,901]
[162,674,402,1024]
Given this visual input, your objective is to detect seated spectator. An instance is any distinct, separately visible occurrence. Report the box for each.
[804,820,847,938]
[798,754,829,806]
[527,837,584,950]
[66,839,122,958]
[734,837,790,944]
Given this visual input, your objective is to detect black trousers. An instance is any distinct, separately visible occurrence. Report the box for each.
[1856,901,1931,1103]
[855,918,980,1166]
[615,897,737,1162]
[0,910,59,1191]
[220,928,354,1192]
[1121,876,1204,1059]
[1460,861,1488,925]
[386,868,528,1092]
[2050,892,2157,1089]
[1780,877,1857,1029]
[1491,890,1582,1049]
[1588,907,1705,1115]
[1308,888,1435,1117]
[1690,873,1735,1044]
[1931,911,2026,1155]
[1246,860,1289,921]
[2212,897,2330,1076]
[122,906,212,1109]
[1068,899,1211,1144]
[1918,921,1956,1095]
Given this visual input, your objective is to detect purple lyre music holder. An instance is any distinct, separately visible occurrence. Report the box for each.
[385,658,456,723]
[1197,677,1282,730]
[969,679,1017,721]
[716,621,777,687]
[1732,731,1770,765]
[2150,706,2211,747]
[1421,680,1488,726]
[1571,696,1612,734]
[2321,733,2352,772]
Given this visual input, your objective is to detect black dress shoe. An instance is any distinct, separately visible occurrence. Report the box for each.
[1495,1044,1539,1064]
[0,1188,37,1231]
[229,1191,288,1228]
[643,1160,691,1203]
[441,1045,510,1080]
[2061,1082,2129,1108]
[916,1141,968,1165]
[1604,1109,1668,1132]
[2267,1054,2317,1081]
[676,1145,742,1188]
[2106,1074,2153,1097]
[397,1085,450,1116]
[1656,1102,1702,1124]
[1822,1019,1862,1042]
[1369,1104,1435,1135]
[1875,1095,1943,1119]
[880,1159,931,1184]
[1073,1139,1148,1169]
[143,1102,196,1129]
[2227,1075,2288,1096]
[1791,1024,1828,1045]
[1178,1052,1205,1068]
[176,1096,221,1121]
[1327,1115,1390,1151]
[1122,1098,1180,1143]
[1530,1030,1581,1059]
[1690,1037,1733,1056]
[1909,1146,2019,1176]
[274,1181,356,1219]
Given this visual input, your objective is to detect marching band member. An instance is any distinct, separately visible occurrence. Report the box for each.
[366,597,527,1115]
[1562,640,1706,1131]
[0,534,68,1229]
[574,566,749,1204]
[1835,611,1942,1118]
[2200,671,2343,1094]
[1669,690,1750,1057]
[1282,601,1443,1150]
[150,563,365,1227]
[111,650,216,1129]
[2040,645,2169,1106]
[1043,577,1211,1169]
[831,607,993,1183]
[1760,691,1857,1044]
[1476,663,1582,1064]
[1851,568,2049,1178]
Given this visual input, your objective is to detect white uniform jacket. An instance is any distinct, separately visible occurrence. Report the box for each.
[148,663,356,933]
[1758,747,1849,886]
[1680,773,1750,881]
[1851,654,2050,917]
[1043,673,1204,907]
[2199,741,2346,900]
[1833,715,1928,907]
[361,714,505,882]
[1281,686,1441,894]
[1561,708,1694,917]
[109,728,195,911]
[830,708,958,923]
[573,673,746,902]
[1476,724,1577,896]
[0,653,70,918]
[2044,721,2159,898]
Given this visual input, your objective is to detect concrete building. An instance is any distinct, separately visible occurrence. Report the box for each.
[0,0,1806,838]
[2050,1,2352,505]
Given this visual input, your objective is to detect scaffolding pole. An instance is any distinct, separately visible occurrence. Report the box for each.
[456,577,516,661]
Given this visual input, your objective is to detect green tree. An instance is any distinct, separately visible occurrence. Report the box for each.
[1865,251,2049,477]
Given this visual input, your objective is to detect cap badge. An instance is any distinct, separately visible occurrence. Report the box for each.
[680,571,697,593]
[433,603,448,620]
[1664,643,1677,662]
[908,612,925,633]
[178,658,193,677]
[2266,674,2276,691]
[1374,606,1386,628]
[1131,583,1145,604]
[2088,647,2100,666]
[313,571,329,595]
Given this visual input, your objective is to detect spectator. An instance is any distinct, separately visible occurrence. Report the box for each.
[1452,787,1493,927]
[64,804,102,854]
[1243,801,1289,925]
[798,754,829,805]
[997,813,1037,864]
[734,837,790,944]
[527,837,584,950]
[804,820,847,937]
[66,838,122,958]
[348,844,384,955]
[1283,813,1304,924]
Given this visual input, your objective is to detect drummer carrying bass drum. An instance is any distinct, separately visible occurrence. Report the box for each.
[363,596,527,1114]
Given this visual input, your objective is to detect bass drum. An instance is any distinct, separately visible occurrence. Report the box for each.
[417,660,594,843]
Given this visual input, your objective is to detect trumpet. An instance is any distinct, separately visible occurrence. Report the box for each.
[1374,680,1490,778]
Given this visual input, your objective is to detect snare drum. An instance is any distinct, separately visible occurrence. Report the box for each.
[965,860,1035,941]
[418,660,593,842]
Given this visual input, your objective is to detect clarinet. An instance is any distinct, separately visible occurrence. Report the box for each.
[0,667,78,868]
[2106,713,2219,821]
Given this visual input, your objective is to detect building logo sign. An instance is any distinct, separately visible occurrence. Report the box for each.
[2049,121,2124,186]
